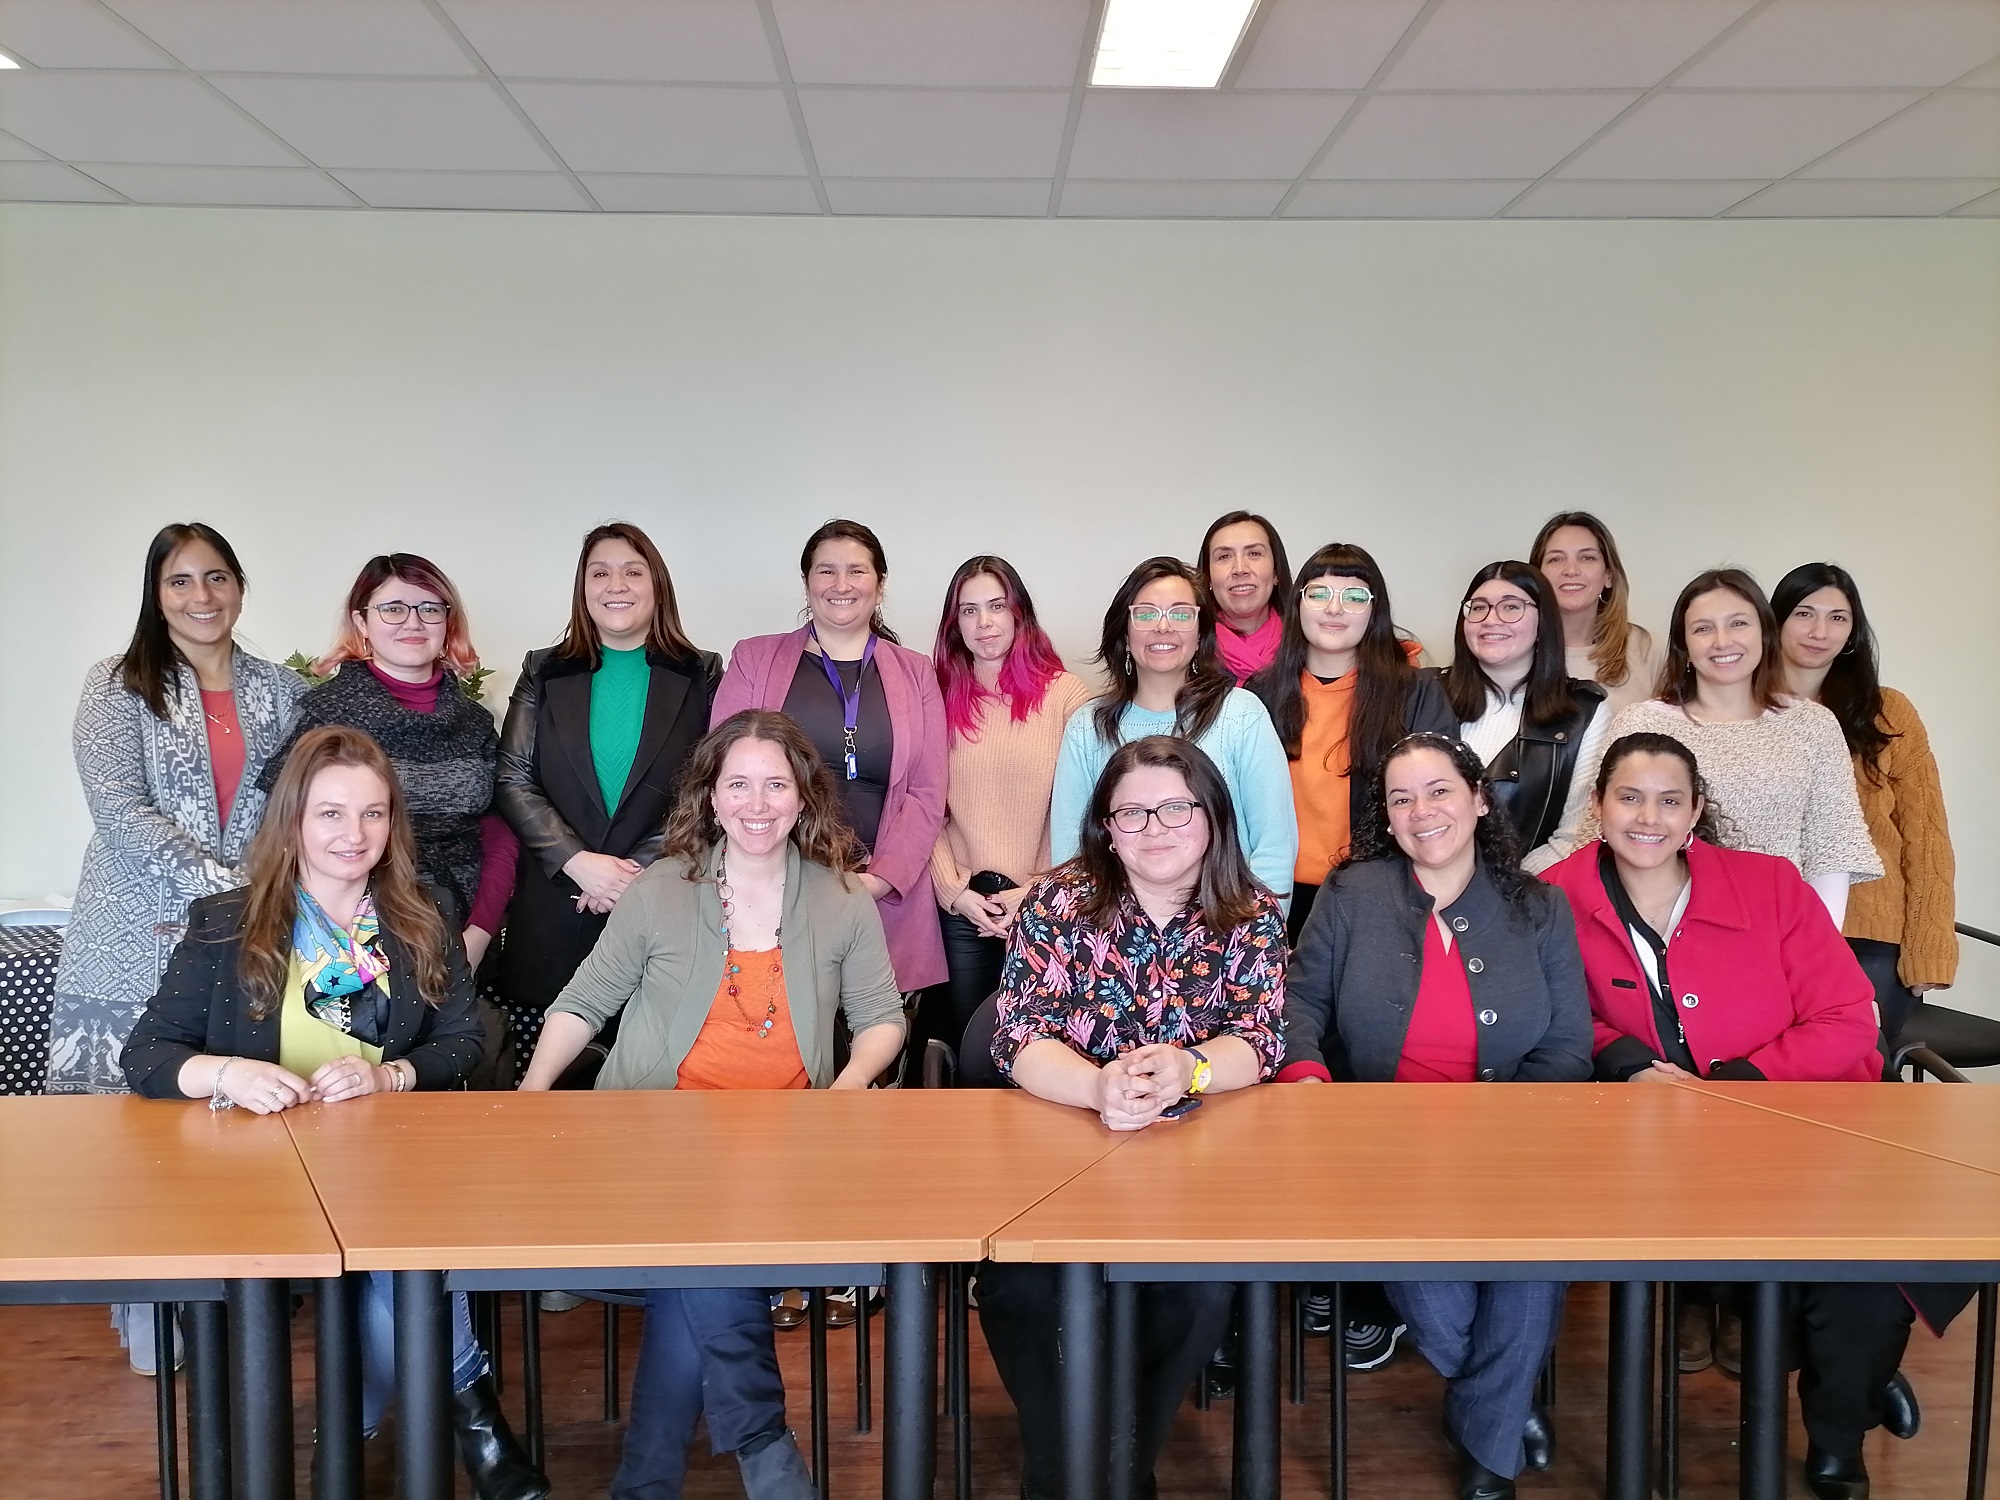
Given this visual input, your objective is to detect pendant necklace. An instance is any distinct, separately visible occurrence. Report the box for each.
[717,852,782,1039]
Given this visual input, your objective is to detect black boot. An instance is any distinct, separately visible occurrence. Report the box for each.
[1804,1443,1869,1500]
[1457,1450,1516,1500]
[1882,1370,1921,1440]
[1521,1404,1555,1471]
[451,1373,550,1500]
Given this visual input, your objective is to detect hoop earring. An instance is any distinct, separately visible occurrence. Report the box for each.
[1599,587,1612,606]
[1683,830,1695,851]
[1838,639,1858,656]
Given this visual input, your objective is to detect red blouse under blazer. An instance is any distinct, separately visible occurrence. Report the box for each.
[1542,838,1879,1082]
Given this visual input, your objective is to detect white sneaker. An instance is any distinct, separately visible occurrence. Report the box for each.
[538,1291,586,1313]
[115,1302,183,1376]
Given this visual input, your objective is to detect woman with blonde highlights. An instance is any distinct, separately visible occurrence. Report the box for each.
[1530,512,1661,716]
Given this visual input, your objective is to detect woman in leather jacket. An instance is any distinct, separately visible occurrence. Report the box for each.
[493,523,721,1065]
[1436,561,1609,875]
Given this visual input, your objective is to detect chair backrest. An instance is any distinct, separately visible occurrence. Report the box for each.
[0,907,69,927]
[956,992,1011,1089]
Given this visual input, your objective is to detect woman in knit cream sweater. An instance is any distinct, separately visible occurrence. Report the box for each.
[925,556,1092,1053]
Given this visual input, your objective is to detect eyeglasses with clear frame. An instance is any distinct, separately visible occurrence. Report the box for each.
[369,600,452,625]
[1300,584,1375,612]
[1106,799,1202,835]
[1461,596,1534,624]
[1127,604,1200,630]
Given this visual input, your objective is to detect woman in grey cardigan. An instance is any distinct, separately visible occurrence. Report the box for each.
[520,709,903,1500]
[1282,732,1591,1500]
[44,522,303,1371]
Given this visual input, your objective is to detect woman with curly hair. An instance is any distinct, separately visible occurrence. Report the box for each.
[518,709,905,1500]
[1280,732,1592,1500]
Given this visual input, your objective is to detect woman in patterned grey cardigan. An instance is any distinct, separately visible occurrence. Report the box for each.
[46,522,303,1101]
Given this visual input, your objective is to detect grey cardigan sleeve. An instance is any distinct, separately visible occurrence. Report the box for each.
[1278,887,1342,1077]
[836,884,907,1037]
[1515,888,1595,1083]
[547,877,658,1033]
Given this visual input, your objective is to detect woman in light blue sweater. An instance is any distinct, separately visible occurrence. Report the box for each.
[1050,556,1296,901]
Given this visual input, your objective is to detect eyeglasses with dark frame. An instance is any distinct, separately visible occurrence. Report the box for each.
[368,600,452,625]
[1461,596,1533,624]
[1106,799,1203,835]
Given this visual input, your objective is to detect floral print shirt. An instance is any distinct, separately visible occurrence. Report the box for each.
[992,866,1288,1077]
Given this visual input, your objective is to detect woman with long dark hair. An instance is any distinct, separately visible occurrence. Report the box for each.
[121,726,544,1500]
[1438,561,1610,874]
[983,735,1286,1500]
[1529,512,1661,716]
[1200,509,1293,683]
[1049,556,1295,899]
[712,519,949,999]
[1283,733,1592,1499]
[494,522,721,1067]
[45,521,304,1369]
[1771,562,1956,1046]
[1247,542,1454,941]
[1605,567,1879,924]
[925,556,1092,1052]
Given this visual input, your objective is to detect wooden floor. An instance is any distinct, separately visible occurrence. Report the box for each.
[0,1281,1990,1497]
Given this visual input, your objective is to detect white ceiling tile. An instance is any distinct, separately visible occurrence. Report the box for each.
[799,88,1068,177]
[0,71,297,163]
[106,0,475,75]
[331,167,588,208]
[1067,91,1352,179]
[1680,0,2000,88]
[0,157,120,198]
[1506,178,1763,216]
[509,82,803,174]
[1058,179,1289,216]
[1218,0,1424,89]
[0,0,171,68]
[579,171,819,212]
[1727,177,2000,215]
[1951,185,2000,212]
[1383,0,1752,89]
[82,161,355,203]
[1314,92,1637,179]
[1801,91,2000,177]
[1961,57,2000,85]
[770,0,1087,86]
[1559,90,1923,178]
[438,0,776,83]
[213,76,550,169]
[1284,178,1527,216]
[824,177,1049,215]
[0,128,45,158]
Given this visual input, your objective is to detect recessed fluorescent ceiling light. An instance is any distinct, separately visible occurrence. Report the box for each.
[1091,0,1260,88]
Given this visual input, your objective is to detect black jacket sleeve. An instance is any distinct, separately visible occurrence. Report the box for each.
[1279,881,1342,1077]
[1403,667,1459,739]
[494,650,588,878]
[1514,888,1595,1082]
[122,895,240,1098]
[398,900,485,1090]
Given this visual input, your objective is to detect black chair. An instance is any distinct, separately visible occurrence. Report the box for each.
[1889,924,2000,1074]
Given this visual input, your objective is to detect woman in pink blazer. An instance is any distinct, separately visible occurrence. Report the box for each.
[712,519,948,998]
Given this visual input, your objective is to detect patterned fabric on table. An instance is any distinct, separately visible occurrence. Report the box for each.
[991,865,1288,1077]
[0,926,63,1095]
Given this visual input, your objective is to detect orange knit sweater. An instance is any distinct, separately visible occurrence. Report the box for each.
[1844,687,1958,988]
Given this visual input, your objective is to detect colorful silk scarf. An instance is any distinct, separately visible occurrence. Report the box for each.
[293,885,394,1045]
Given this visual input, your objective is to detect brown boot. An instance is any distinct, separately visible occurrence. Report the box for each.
[1714,1309,1742,1378]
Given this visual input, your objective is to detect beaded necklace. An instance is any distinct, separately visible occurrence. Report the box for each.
[717,852,782,1039]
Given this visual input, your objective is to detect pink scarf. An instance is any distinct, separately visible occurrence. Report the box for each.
[1215,610,1282,685]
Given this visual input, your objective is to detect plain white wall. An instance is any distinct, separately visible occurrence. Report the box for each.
[2,204,1995,997]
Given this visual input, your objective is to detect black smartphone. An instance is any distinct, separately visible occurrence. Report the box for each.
[967,870,1019,898]
[1160,1096,1204,1120]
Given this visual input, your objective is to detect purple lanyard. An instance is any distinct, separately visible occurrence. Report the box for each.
[811,628,876,780]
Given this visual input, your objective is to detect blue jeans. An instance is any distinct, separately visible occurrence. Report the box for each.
[357,1273,489,1436]
[611,1286,789,1500]
[1386,1280,1566,1478]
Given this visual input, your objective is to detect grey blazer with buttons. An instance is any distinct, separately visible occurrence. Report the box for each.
[1282,855,1592,1084]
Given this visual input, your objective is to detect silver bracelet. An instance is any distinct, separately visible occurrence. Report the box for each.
[209,1058,236,1112]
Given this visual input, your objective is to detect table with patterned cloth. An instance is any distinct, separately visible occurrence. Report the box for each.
[0,925,61,1095]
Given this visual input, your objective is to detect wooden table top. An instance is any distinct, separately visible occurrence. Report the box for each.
[0,1095,341,1282]
[988,1083,2000,1267]
[1680,1080,2000,1179]
[283,1089,1126,1271]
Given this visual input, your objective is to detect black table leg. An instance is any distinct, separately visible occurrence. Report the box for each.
[883,1262,938,1500]
[1058,1264,1107,1500]
[856,1281,873,1435]
[393,1270,452,1500]
[1658,1284,1680,1500]
[809,1290,830,1500]
[519,1291,543,1469]
[226,1278,295,1500]
[313,1275,361,1500]
[1605,1281,1654,1500]
[155,1304,180,1500]
[1233,1282,1280,1500]
[1739,1281,1786,1500]
[1107,1281,1138,1500]
[1328,1286,1346,1500]
[949,1267,972,1500]
[186,1298,230,1500]
[1971,1284,1996,1500]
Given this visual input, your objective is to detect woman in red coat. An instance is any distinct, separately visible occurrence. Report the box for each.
[1544,730,1920,1500]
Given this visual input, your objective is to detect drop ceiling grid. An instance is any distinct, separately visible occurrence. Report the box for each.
[0,0,1994,216]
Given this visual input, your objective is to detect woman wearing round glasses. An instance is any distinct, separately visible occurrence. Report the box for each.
[1050,556,1296,901]
[261,554,518,985]
[984,734,1285,1500]
[1247,543,1455,941]
[1438,562,1610,874]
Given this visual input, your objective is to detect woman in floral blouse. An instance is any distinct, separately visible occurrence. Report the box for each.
[978,733,1286,1500]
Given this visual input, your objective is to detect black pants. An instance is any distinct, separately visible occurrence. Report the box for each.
[977,1263,1233,1500]
[1849,937,1917,1058]
[917,910,1007,1061]
[1288,882,1320,949]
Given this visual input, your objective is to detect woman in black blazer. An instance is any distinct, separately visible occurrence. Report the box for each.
[493,522,721,1061]
[121,725,544,1500]
[1282,732,1591,1500]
